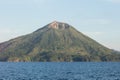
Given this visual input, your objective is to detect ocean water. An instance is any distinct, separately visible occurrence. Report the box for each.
[0,62,120,80]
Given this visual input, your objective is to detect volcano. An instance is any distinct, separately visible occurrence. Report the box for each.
[0,21,120,62]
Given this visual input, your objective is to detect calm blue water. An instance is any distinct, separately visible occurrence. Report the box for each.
[0,62,120,80]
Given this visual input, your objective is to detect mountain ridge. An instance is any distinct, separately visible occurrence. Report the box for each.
[0,21,120,62]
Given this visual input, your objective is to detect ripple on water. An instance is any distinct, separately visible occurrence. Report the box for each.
[0,62,120,80]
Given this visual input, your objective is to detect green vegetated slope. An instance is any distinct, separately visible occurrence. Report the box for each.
[0,21,120,62]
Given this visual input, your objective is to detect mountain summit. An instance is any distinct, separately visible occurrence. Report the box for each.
[48,21,70,29]
[0,21,120,62]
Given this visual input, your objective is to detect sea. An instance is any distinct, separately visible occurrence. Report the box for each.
[0,62,120,80]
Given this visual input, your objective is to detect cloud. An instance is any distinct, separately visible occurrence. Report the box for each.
[0,29,12,34]
[0,28,14,42]
[82,31,104,36]
[0,28,25,42]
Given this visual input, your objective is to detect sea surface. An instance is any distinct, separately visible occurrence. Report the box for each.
[0,62,120,80]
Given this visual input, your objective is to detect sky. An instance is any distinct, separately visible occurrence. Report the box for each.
[0,0,120,51]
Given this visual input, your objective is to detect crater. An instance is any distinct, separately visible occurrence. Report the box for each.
[48,21,70,29]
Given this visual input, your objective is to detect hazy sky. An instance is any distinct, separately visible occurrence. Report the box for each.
[0,0,120,51]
